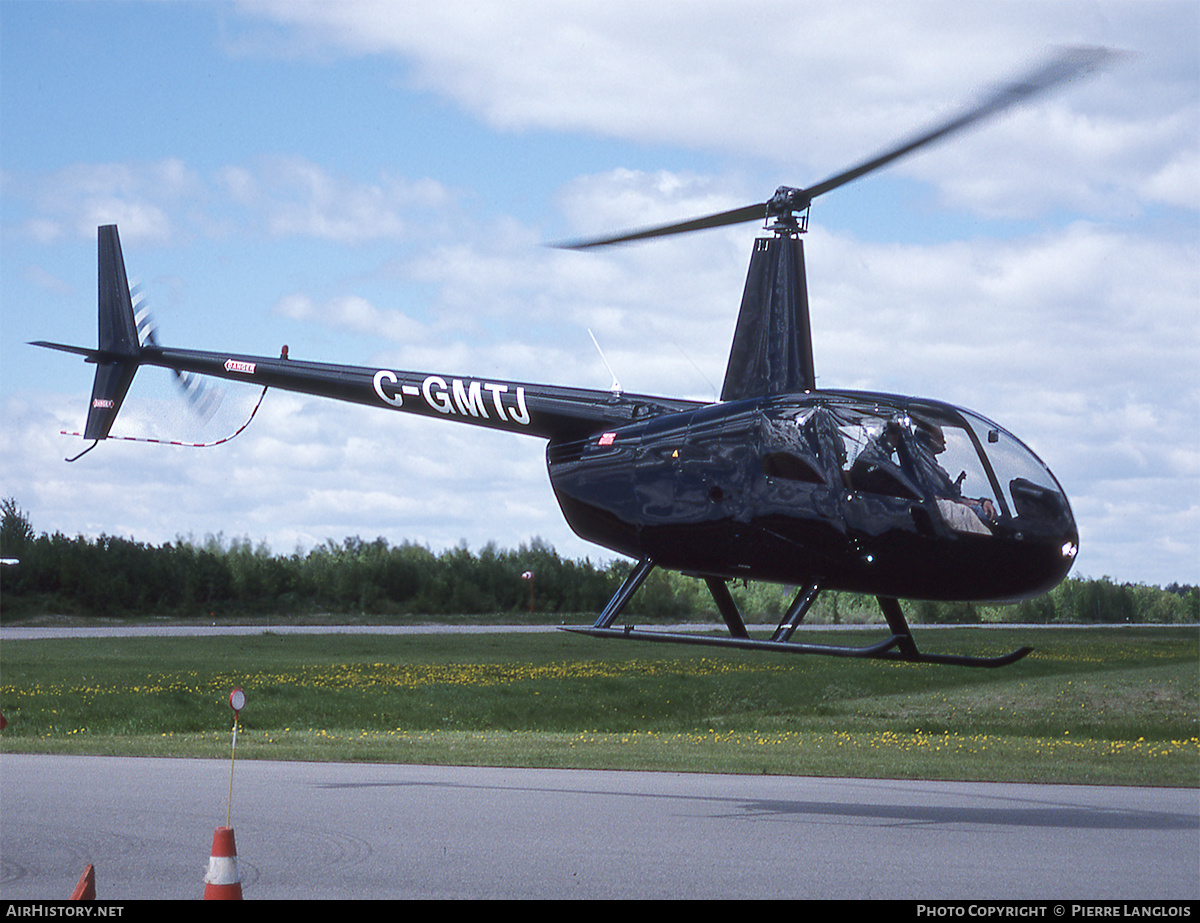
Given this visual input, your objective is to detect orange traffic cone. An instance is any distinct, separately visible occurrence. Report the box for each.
[203,826,243,899]
[69,864,95,900]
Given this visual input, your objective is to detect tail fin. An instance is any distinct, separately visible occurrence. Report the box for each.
[82,225,141,440]
[720,233,815,401]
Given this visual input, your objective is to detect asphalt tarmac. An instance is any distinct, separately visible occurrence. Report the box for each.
[1,753,1196,900]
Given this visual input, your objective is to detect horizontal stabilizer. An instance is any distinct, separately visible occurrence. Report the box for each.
[27,341,104,361]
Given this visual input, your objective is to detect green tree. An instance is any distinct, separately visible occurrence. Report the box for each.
[1,497,34,559]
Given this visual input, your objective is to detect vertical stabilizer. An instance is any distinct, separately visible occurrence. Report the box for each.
[83,225,141,440]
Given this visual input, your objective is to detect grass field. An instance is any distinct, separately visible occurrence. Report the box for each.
[0,624,1196,787]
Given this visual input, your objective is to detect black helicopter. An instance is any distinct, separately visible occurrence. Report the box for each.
[34,47,1116,667]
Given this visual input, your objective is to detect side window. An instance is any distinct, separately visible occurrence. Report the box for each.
[844,419,920,500]
[758,407,844,487]
[761,451,825,483]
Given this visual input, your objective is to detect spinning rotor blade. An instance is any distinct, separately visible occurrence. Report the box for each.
[801,44,1119,203]
[132,287,223,422]
[556,201,769,249]
[556,45,1120,250]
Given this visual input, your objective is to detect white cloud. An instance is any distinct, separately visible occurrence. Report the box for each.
[272,292,431,343]
[1141,145,1200,210]
[234,0,1196,224]
[6,156,451,248]
[13,159,202,245]
[218,155,450,241]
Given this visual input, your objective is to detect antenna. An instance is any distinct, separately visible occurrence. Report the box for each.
[673,342,718,402]
[588,329,622,395]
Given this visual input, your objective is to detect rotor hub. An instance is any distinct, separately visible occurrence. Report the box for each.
[765,187,810,233]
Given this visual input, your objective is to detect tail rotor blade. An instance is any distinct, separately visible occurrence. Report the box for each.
[131,287,224,421]
[131,282,159,346]
[175,369,222,422]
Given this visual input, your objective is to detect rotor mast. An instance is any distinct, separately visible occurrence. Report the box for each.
[720,188,816,401]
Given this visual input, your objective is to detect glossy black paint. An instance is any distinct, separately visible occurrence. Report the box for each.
[548,392,1076,603]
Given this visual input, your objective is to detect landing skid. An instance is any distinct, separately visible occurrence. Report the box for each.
[561,559,1032,668]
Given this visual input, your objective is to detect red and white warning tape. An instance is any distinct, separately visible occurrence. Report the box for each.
[61,386,268,449]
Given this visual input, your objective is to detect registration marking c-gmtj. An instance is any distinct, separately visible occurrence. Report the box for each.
[373,370,530,426]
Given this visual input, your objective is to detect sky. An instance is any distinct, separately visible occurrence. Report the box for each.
[1,0,1197,590]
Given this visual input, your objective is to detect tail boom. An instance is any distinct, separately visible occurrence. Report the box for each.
[138,344,702,443]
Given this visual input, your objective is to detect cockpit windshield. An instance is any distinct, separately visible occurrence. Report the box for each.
[759,398,1072,537]
[957,409,1072,528]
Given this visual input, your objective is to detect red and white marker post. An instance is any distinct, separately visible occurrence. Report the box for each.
[225,687,245,827]
[204,688,247,900]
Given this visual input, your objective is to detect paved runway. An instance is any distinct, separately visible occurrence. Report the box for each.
[0,753,1196,900]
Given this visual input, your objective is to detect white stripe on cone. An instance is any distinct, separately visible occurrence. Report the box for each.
[205,855,239,884]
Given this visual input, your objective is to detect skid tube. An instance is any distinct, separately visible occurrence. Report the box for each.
[560,560,1033,668]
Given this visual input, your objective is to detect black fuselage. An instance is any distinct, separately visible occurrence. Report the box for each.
[548,390,1077,602]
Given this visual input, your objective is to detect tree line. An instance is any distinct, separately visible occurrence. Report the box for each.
[1,498,1196,623]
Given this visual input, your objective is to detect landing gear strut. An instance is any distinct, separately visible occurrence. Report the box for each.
[563,559,1032,668]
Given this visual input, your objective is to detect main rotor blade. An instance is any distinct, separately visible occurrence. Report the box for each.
[554,201,768,250]
[553,45,1120,250]
[800,45,1121,204]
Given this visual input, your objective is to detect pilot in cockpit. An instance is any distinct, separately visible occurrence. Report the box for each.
[909,422,997,531]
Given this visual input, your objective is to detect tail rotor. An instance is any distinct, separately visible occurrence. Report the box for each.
[31,225,245,460]
[131,282,223,423]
